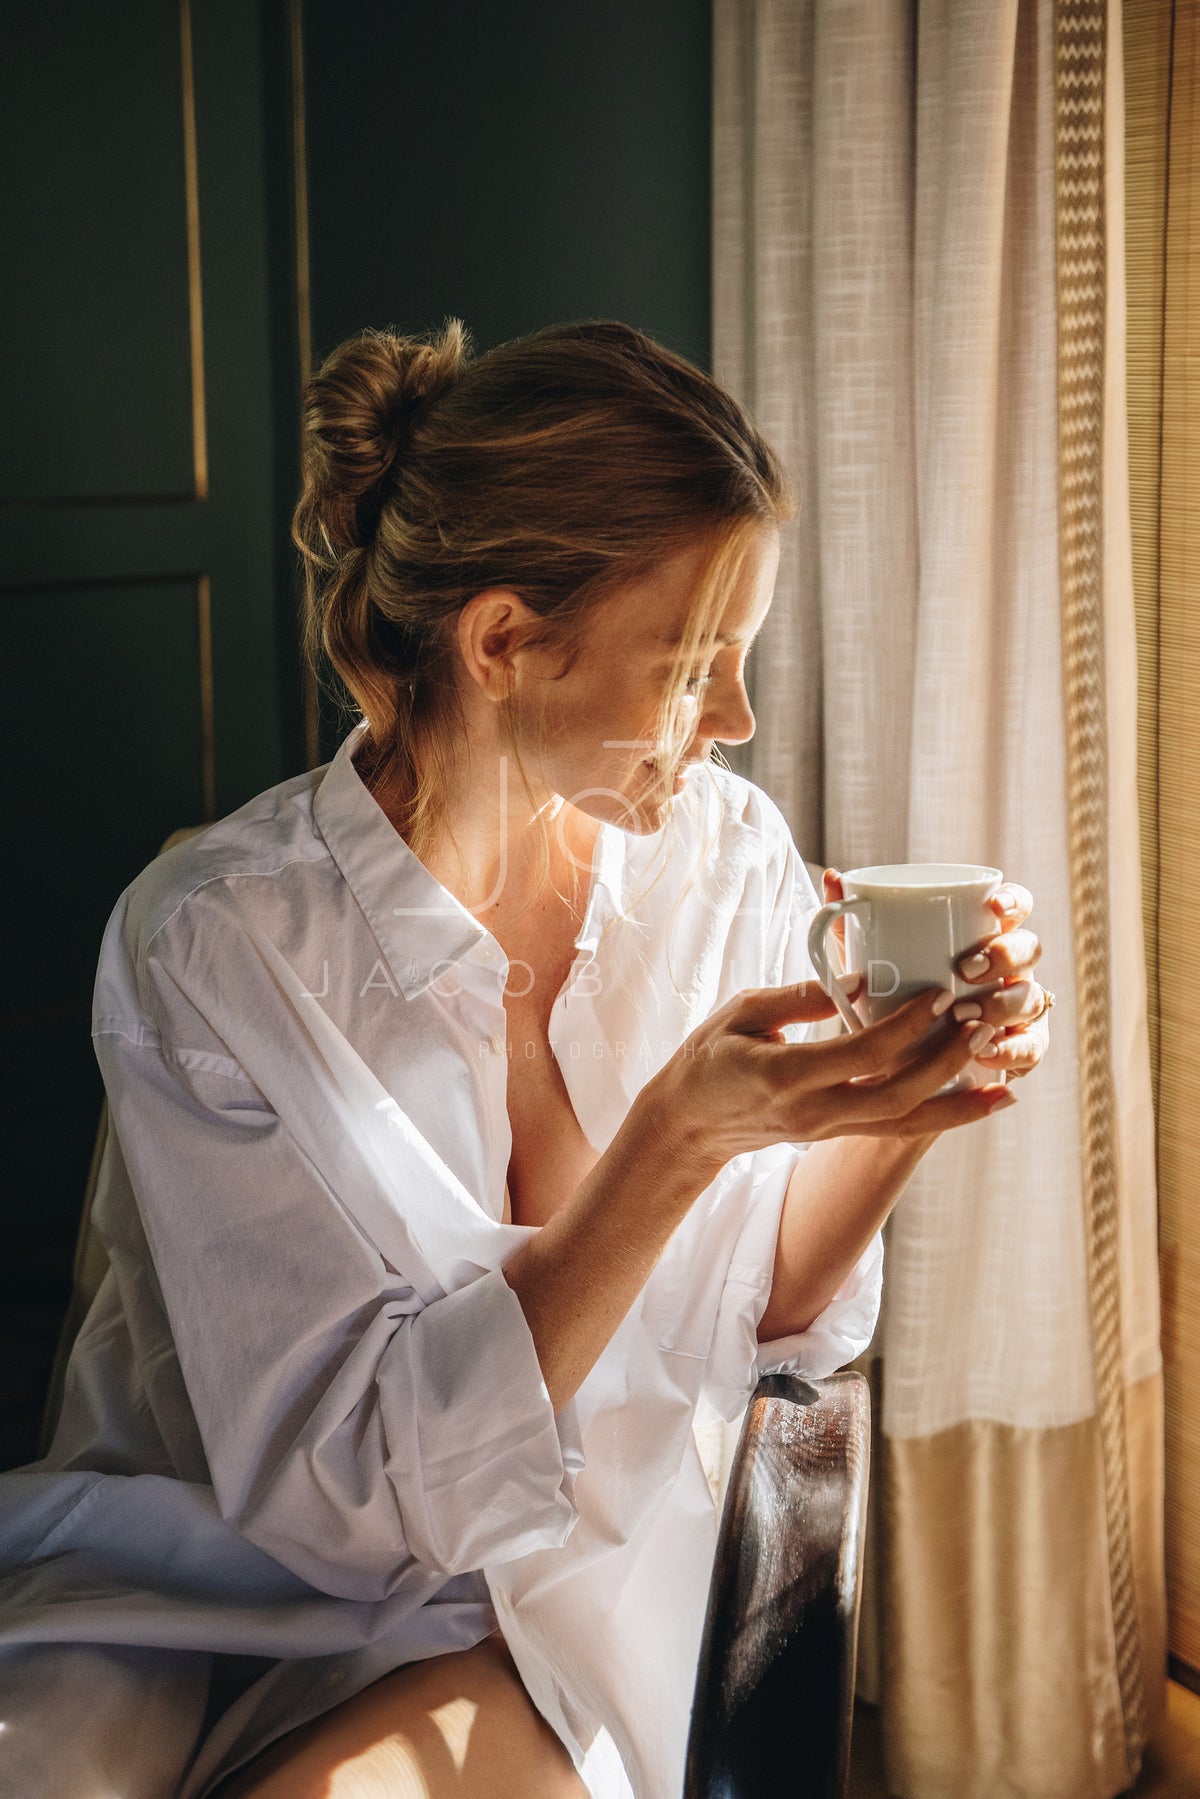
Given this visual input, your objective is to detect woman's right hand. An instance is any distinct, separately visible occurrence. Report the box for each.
[641,979,1014,1177]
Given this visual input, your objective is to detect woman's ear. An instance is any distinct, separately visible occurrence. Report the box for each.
[455,589,533,702]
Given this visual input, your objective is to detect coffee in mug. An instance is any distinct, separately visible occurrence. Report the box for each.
[807,863,1007,1094]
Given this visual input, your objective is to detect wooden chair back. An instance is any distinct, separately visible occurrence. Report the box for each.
[684,1370,871,1798]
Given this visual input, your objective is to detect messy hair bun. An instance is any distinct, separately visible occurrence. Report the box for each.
[295,321,467,558]
[291,314,795,875]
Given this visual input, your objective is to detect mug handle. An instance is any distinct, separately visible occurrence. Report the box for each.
[807,899,872,1034]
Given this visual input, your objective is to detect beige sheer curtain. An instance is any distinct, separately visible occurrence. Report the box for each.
[713,1,1166,1793]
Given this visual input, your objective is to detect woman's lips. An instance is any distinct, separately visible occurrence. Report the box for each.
[643,756,700,790]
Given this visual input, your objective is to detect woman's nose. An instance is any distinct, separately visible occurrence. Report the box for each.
[701,678,755,748]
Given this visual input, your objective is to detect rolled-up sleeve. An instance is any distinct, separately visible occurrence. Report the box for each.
[700,1142,883,1422]
[91,1027,582,1597]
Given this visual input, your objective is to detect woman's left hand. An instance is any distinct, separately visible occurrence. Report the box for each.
[823,869,1051,1081]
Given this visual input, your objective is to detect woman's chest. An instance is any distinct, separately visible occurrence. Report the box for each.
[492,905,602,1230]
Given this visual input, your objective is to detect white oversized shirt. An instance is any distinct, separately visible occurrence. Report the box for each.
[0,718,882,1799]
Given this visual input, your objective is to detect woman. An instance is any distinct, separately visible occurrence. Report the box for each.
[0,319,1048,1799]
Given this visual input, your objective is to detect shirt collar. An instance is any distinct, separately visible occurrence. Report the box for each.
[312,718,630,1001]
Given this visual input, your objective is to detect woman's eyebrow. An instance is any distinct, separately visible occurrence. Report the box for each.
[656,627,760,648]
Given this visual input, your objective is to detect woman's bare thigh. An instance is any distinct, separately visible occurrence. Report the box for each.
[212,1634,588,1799]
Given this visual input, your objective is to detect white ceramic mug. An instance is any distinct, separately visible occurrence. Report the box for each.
[807,863,1007,1094]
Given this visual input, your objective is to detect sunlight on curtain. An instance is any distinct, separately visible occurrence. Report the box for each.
[713,0,1166,1789]
[1125,0,1200,1689]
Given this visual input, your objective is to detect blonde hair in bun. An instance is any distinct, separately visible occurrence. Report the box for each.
[294,322,466,559]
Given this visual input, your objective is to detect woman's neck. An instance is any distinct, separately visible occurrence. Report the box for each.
[364,749,599,931]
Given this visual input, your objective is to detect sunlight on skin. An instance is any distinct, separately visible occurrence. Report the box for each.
[428,1698,479,1775]
[327,1732,431,1799]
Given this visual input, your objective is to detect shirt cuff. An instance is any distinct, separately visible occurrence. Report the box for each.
[703,1142,884,1422]
[755,1220,883,1380]
[378,1265,584,1576]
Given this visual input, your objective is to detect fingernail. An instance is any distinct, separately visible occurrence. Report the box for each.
[968,1023,996,1053]
[987,1087,1017,1109]
[951,1000,983,1022]
[976,1042,999,1059]
[931,989,957,1016]
[961,952,990,978]
[835,971,863,993]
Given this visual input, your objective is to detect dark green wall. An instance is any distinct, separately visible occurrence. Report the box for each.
[0,0,713,1466]
[302,0,713,476]
[0,0,308,1448]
